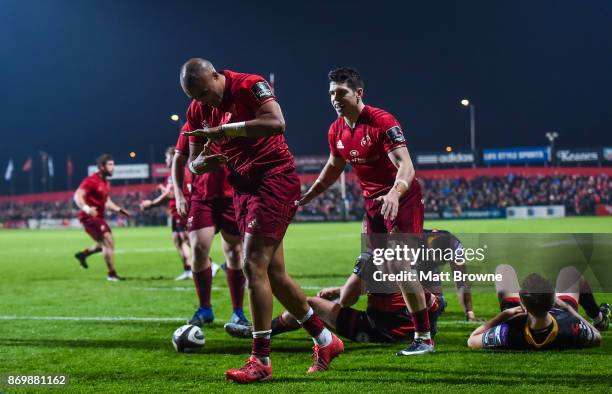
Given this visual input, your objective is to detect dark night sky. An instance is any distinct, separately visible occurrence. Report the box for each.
[1,0,611,194]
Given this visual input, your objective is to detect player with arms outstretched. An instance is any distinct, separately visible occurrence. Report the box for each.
[172,128,247,327]
[181,58,343,383]
[73,154,129,281]
[467,265,607,350]
[140,146,193,280]
[298,67,432,356]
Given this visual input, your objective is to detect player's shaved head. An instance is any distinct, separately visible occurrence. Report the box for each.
[180,58,215,89]
[180,58,226,106]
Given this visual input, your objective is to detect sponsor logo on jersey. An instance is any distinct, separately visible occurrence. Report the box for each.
[337,140,344,149]
[251,81,274,101]
[386,126,405,143]
[350,150,359,157]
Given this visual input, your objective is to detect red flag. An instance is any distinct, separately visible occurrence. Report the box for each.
[67,157,73,177]
[22,157,32,172]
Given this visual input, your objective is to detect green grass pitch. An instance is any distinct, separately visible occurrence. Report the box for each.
[0,217,610,393]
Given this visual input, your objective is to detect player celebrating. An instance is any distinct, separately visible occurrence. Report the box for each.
[298,67,433,356]
[181,58,343,383]
[140,146,193,280]
[73,154,129,281]
[467,265,606,350]
[172,128,247,327]
[226,251,445,344]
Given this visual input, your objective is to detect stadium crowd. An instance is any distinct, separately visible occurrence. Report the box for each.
[0,191,168,226]
[0,174,609,225]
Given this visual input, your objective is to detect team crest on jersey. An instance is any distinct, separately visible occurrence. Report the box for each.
[386,126,405,143]
[337,140,344,149]
[350,150,359,157]
[360,135,372,146]
[251,81,274,101]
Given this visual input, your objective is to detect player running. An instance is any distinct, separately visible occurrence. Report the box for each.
[467,265,608,350]
[298,67,433,356]
[73,154,129,281]
[225,251,445,344]
[140,146,193,280]
[181,58,343,383]
[172,129,248,327]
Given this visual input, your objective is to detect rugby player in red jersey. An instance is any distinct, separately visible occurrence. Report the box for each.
[172,128,248,327]
[140,146,193,280]
[468,265,607,350]
[180,58,343,383]
[297,67,433,356]
[73,154,129,281]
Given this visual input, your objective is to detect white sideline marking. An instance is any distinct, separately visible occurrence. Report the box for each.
[0,315,480,326]
[139,285,323,292]
[0,315,185,322]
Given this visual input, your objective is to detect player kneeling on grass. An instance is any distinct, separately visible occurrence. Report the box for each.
[226,251,445,347]
[73,154,130,282]
[467,264,609,350]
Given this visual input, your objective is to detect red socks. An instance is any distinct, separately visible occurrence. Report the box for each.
[193,267,212,308]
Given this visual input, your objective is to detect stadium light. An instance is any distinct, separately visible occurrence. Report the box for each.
[460,99,476,167]
[170,114,180,122]
[446,146,453,152]
[545,131,559,166]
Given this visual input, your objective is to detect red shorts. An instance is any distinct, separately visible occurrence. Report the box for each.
[171,214,187,233]
[80,216,111,242]
[363,195,424,234]
[187,197,239,235]
[233,168,300,242]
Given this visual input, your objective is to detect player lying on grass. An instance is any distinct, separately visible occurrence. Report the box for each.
[73,154,130,281]
[225,250,445,345]
[140,146,193,281]
[467,264,609,350]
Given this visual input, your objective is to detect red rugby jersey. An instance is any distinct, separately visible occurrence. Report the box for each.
[78,172,109,219]
[328,105,421,202]
[186,70,295,190]
[176,124,232,201]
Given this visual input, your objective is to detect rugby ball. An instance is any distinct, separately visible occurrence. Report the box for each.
[172,324,205,353]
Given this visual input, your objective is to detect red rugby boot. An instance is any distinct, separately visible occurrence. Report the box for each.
[225,356,272,384]
[307,334,344,373]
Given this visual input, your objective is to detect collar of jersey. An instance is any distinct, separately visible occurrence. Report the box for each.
[219,69,234,112]
[343,105,370,131]
[524,315,559,348]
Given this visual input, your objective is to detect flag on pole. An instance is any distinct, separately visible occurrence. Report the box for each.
[4,159,14,181]
[67,157,73,177]
[22,157,32,172]
[48,156,54,178]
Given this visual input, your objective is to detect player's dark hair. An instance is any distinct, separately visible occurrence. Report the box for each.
[520,273,554,317]
[97,154,114,169]
[328,67,364,91]
[165,146,175,156]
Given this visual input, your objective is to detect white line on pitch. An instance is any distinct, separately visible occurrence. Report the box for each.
[0,315,480,326]
[138,285,326,292]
